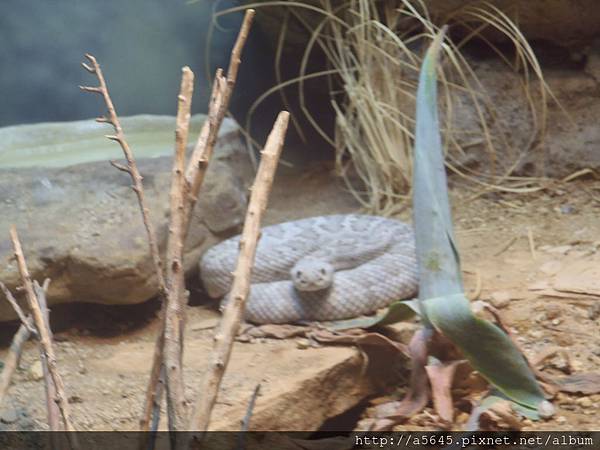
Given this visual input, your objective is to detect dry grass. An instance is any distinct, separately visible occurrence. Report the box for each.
[210,0,557,214]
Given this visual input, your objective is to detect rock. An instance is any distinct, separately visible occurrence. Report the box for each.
[576,397,593,409]
[489,291,511,309]
[248,1,600,54]
[27,361,43,381]
[0,407,18,424]
[0,116,251,321]
[537,400,555,419]
[551,258,600,297]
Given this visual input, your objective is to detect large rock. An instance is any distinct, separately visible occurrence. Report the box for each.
[247,1,600,52]
[0,116,251,321]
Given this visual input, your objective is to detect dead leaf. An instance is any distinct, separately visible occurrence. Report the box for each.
[467,398,522,431]
[480,400,523,430]
[238,324,310,341]
[374,328,432,422]
[425,360,463,423]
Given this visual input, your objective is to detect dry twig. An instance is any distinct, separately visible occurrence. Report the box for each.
[80,10,255,436]
[34,279,62,435]
[0,282,37,336]
[183,9,255,232]
[80,54,167,298]
[189,111,289,433]
[0,317,32,407]
[9,227,78,447]
[142,8,255,434]
[163,67,194,431]
[80,52,170,434]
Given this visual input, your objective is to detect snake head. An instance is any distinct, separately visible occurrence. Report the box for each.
[290,258,334,292]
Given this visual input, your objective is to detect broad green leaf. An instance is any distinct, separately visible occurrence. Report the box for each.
[411,28,546,412]
[327,299,420,331]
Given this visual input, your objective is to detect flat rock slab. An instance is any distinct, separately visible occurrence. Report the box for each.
[0,116,250,321]
[3,306,377,431]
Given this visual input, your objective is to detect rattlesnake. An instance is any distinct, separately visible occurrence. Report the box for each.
[199,214,418,324]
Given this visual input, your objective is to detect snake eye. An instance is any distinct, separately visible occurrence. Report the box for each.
[320,268,327,275]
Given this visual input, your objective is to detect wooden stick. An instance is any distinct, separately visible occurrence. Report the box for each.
[183,9,255,232]
[163,67,194,432]
[80,54,167,298]
[34,279,62,436]
[81,53,170,435]
[0,282,37,336]
[9,227,78,447]
[189,111,289,433]
[142,9,255,435]
[0,317,32,407]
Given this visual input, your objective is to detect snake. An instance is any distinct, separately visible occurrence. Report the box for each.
[199,214,418,324]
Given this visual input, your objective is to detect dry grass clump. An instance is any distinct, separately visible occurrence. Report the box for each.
[212,0,556,214]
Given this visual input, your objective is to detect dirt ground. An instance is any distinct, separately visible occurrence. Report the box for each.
[0,163,598,432]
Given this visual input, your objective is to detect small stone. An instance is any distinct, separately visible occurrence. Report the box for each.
[0,408,18,424]
[545,305,562,320]
[556,415,567,424]
[576,397,593,408]
[559,204,576,215]
[589,303,600,321]
[27,361,44,381]
[296,339,310,350]
[551,318,561,326]
[489,291,511,309]
[529,330,543,339]
[68,395,84,404]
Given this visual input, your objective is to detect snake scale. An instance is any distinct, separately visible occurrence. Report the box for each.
[199,214,418,324]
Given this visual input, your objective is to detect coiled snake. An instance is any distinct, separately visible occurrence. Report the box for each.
[199,214,418,324]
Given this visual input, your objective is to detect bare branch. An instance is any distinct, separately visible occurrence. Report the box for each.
[9,227,78,447]
[183,9,255,233]
[0,282,37,336]
[140,9,255,436]
[0,317,33,407]
[80,53,166,299]
[33,279,61,434]
[163,66,194,431]
[81,54,173,436]
[109,160,131,174]
[189,111,289,433]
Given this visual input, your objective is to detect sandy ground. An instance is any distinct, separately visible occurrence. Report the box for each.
[0,163,599,432]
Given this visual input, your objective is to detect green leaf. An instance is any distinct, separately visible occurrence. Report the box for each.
[327,299,420,331]
[411,28,546,412]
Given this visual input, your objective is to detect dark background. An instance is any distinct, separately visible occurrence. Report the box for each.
[0,0,247,126]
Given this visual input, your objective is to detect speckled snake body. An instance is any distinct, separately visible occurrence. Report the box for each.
[199,214,418,324]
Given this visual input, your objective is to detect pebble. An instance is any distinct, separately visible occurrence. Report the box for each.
[529,330,543,339]
[559,204,576,215]
[296,339,310,350]
[489,291,511,309]
[545,305,562,320]
[576,397,593,408]
[551,318,561,326]
[556,415,567,424]
[588,303,600,321]
[27,361,44,381]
